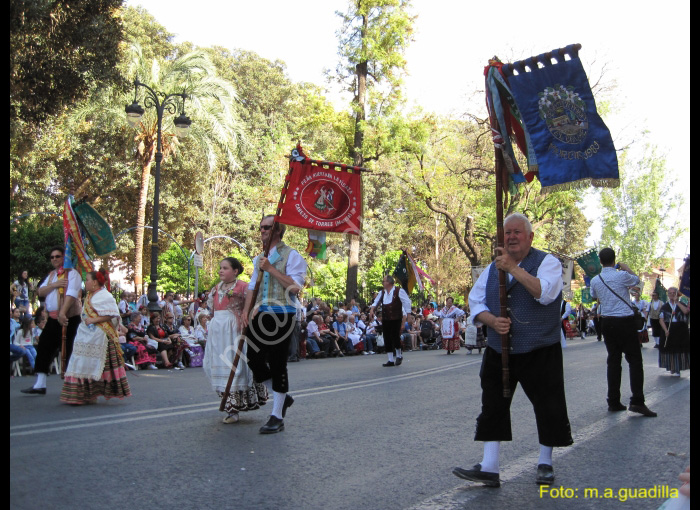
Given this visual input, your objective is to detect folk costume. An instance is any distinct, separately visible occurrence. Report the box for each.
[247,241,307,432]
[204,279,267,419]
[371,285,412,366]
[658,302,690,375]
[438,304,465,353]
[60,287,131,404]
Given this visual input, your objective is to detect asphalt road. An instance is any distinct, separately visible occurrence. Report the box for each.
[10,337,690,510]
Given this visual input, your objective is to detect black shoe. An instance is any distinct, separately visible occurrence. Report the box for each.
[452,464,500,488]
[21,387,46,395]
[382,361,395,367]
[395,357,403,366]
[536,464,555,485]
[282,394,294,418]
[608,402,627,412]
[259,416,284,434]
[629,404,657,417]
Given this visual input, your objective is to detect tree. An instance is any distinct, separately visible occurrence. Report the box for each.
[333,0,415,301]
[599,145,685,274]
[10,0,125,130]
[9,216,63,282]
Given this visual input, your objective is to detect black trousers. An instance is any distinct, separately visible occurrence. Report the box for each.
[475,343,573,447]
[247,311,295,393]
[34,315,81,374]
[601,315,645,406]
[383,319,402,353]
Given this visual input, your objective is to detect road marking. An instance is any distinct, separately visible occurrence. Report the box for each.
[10,359,482,437]
[408,376,690,510]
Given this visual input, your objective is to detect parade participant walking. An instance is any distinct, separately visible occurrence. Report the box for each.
[590,248,657,417]
[631,287,649,346]
[204,257,268,424]
[438,297,465,354]
[370,275,412,367]
[241,216,307,434]
[658,287,690,376]
[22,247,82,395]
[60,268,131,405]
[454,213,572,487]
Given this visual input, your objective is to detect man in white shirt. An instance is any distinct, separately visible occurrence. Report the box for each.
[370,275,412,367]
[590,248,656,417]
[22,246,83,395]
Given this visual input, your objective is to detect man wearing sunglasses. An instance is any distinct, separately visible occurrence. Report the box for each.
[241,215,307,434]
[22,246,83,395]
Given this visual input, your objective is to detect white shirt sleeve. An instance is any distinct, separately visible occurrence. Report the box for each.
[248,248,307,290]
[398,288,412,315]
[65,269,82,300]
[468,263,493,324]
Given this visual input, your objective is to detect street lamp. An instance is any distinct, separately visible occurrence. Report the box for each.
[125,79,192,313]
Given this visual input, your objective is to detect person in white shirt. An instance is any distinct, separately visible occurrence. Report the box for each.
[370,275,412,367]
[22,247,83,395]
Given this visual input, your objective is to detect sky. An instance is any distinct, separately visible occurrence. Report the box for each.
[127,0,689,258]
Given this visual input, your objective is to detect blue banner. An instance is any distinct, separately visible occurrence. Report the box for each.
[502,46,619,191]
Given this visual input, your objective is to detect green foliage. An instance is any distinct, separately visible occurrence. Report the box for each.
[10,0,126,129]
[599,145,685,274]
[10,216,64,282]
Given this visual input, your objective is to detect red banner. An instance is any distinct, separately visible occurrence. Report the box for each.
[276,160,362,235]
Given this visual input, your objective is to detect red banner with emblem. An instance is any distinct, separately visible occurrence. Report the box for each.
[276,160,362,235]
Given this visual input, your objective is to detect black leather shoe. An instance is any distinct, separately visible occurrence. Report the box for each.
[536,464,555,485]
[21,387,46,395]
[395,357,403,366]
[259,416,284,434]
[629,404,657,417]
[282,394,294,418]
[382,361,395,367]
[608,402,627,412]
[452,464,500,487]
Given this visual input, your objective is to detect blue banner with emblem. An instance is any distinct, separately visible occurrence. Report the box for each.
[499,45,619,192]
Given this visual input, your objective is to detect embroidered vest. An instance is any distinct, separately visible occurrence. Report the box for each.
[254,242,298,313]
[484,248,562,354]
[377,287,403,321]
[648,301,662,320]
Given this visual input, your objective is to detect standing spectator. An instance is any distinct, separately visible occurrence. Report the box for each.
[589,248,657,417]
[13,270,31,318]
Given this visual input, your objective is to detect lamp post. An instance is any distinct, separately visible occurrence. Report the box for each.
[125,79,192,313]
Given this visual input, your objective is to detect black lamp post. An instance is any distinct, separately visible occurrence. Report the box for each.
[125,79,192,313]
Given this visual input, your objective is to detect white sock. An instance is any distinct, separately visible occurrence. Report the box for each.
[387,352,395,363]
[652,336,659,345]
[538,445,553,466]
[480,441,500,473]
[34,372,47,389]
[395,348,402,358]
[271,391,286,419]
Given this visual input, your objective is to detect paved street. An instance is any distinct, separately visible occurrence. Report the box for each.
[10,337,689,510]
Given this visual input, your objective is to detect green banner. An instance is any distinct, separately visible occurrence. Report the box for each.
[576,249,602,279]
[73,201,116,256]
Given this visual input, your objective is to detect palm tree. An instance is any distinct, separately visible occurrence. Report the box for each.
[75,44,244,292]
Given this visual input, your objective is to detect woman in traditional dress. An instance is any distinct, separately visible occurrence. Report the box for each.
[438,297,465,354]
[204,257,268,424]
[658,287,690,376]
[126,311,158,369]
[60,269,132,405]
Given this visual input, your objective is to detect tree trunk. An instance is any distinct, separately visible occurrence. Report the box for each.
[133,158,153,293]
[346,15,368,303]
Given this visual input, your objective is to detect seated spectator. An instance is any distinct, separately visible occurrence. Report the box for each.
[147,313,175,369]
[306,316,328,358]
[116,321,137,370]
[162,311,190,370]
[138,305,151,328]
[194,313,209,349]
[346,315,364,354]
[13,317,37,371]
[126,312,158,369]
[322,315,342,357]
[333,313,353,354]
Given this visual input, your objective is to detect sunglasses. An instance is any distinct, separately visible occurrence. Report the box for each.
[50,255,63,259]
[259,225,273,231]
